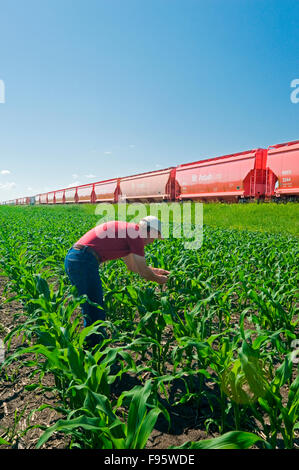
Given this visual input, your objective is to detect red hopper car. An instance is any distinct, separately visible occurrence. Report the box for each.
[265,140,299,200]
[3,140,298,206]
[93,178,120,203]
[118,168,177,202]
[175,149,267,202]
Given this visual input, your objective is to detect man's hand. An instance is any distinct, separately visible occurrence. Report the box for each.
[155,274,169,284]
[151,268,170,276]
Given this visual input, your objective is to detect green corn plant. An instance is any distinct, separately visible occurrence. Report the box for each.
[0,204,298,449]
[0,406,29,448]
[231,340,299,449]
[131,309,173,376]
[206,333,246,433]
[36,380,162,449]
[0,437,11,446]
[170,430,266,449]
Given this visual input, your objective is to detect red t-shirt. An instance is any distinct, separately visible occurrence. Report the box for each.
[75,221,145,262]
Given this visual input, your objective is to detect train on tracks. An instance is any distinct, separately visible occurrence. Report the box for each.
[2,139,299,206]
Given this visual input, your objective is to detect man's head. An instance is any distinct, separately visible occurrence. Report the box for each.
[139,216,163,245]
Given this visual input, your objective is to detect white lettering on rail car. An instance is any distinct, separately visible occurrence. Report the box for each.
[198,173,213,181]
[290,79,299,104]
[0,80,5,104]
[190,173,222,183]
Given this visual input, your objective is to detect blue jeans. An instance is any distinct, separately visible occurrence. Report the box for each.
[64,247,106,346]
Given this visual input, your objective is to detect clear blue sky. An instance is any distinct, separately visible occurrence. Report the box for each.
[0,0,298,201]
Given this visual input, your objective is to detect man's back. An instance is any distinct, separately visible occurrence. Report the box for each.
[75,221,145,262]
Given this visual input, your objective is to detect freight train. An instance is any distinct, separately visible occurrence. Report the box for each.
[2,139,299,206]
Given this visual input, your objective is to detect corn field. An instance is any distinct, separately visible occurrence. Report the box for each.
[0,204,298,449]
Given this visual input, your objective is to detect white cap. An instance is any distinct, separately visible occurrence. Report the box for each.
[139,216,163,237]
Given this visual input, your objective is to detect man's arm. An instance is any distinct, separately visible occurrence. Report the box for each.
[123,253,168,284]
[123,253,138,272]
